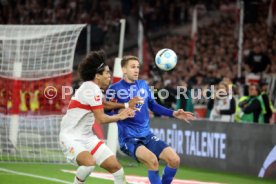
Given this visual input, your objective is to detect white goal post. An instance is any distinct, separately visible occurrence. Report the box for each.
[0,25,85,163]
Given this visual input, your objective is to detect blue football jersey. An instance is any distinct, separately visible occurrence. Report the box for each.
[106,79,173,146]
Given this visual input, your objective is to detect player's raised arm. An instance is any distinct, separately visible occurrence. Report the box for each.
[93,108,135,124]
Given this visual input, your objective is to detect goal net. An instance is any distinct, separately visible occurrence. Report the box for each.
[0,25,85,163]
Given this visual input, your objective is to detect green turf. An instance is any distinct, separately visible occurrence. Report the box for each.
[0,158,275,184]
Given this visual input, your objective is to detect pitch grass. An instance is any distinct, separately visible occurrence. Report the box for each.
[0,158,275,184]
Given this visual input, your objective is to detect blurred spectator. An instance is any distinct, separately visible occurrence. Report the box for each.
[208,82,236,122]
[176,80,194,112]
[237,84,265,124]
[245,45,271,74]
[260,80,274,124]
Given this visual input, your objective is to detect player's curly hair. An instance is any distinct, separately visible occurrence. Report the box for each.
[78,50,107,81]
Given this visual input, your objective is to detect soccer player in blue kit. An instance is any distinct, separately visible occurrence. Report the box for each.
[106,55,195,184]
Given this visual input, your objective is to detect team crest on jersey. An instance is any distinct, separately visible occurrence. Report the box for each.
[94,95,101,102]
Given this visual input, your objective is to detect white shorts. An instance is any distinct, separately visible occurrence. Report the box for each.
[60,134,113,166]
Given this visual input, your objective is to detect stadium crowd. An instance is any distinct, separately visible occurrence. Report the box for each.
[121,0,276,124]
[0,0,195,52]
[1,0,275,123]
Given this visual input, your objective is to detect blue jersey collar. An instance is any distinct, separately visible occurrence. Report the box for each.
[121,79,137,86]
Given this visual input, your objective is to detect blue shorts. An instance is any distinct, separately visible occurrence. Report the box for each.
[120,133,168,161]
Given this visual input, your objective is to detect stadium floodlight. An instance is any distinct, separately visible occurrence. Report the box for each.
[0,24,85,163]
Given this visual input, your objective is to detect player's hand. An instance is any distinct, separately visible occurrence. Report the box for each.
[118,108,135,120]
[128,96,144,111]
[173,109,195,124]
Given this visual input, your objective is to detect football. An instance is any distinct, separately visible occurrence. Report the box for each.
[155,48,177,71]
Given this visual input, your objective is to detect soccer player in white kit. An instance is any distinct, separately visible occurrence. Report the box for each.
[60,50,135,184]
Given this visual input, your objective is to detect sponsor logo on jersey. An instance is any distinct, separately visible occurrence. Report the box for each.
[94,95,101,102]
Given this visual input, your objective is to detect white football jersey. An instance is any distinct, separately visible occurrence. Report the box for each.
[60,81,103,138]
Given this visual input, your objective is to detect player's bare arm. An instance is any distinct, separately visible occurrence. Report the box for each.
[103,101,125,110]
[93,108,135,124]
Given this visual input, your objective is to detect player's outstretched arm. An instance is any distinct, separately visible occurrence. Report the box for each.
[173,109,196,123]
[93,108,135,124]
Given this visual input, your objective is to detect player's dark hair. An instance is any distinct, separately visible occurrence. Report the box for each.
[78,50,107,81]
[121,55,139,67]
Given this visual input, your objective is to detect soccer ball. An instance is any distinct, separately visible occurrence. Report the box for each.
[155,48,177,71]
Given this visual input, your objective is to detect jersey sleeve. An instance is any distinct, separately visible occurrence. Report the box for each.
[79,83,103,110]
